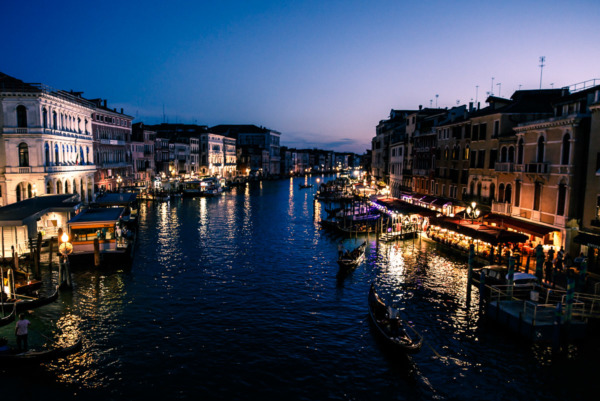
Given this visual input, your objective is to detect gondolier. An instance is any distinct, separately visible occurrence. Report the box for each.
[338,241,345,258]
[15,313,30,352]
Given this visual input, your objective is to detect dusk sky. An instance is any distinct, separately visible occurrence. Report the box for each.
[3,0,599,153]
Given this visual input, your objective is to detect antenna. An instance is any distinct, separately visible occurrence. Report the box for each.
[519,84,522,90]
[497,82,501,97]
[475,85,479,104]
[491,77,495,96]
[435,94,439,108]
[430,99,433,107]
[539,56,546,89]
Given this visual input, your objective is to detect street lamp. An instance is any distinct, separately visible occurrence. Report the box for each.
[117,175,122,191]
[58,232,73,289]
[466,201,481,223]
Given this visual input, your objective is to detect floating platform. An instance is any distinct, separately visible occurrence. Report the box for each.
[487,299,587,342]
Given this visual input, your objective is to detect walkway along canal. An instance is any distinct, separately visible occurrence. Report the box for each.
[0,176,598,400]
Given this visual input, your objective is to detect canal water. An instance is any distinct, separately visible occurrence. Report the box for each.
[1,176,597,400]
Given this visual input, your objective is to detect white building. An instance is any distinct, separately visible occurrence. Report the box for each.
[199,133,237,178]
[0,73,96,207]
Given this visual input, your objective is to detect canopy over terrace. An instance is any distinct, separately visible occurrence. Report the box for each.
[373,198,439,217]
[430,217,528,246]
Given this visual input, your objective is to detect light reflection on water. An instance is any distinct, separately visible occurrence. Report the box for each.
[0,177,597,400]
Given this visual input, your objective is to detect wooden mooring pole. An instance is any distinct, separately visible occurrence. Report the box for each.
[94,238,101,268]
[466,243,474,306]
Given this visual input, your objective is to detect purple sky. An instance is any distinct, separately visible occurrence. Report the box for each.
[3,0,599,153]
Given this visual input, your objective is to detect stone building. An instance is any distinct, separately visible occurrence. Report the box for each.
[90,99,134,192]
[0,72,96,206]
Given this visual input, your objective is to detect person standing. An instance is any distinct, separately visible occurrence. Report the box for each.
[15,313,31,352]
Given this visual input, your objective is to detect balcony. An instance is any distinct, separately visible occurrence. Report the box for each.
[492,201,512,215]
[525,162,550,174]
[494,162,514,173]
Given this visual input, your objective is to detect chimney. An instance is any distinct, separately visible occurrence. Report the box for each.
[419,105,422,111]
[477,102,480,110]
[469,102,473,112]
[103,99,107,108]
[120,108,124,114]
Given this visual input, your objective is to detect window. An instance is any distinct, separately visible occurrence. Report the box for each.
[489,149,497,169]
[517,138,524,164]
[537,136,545,163]
[43,108,48,129]
[498,183,505,203]
[16,105,27,128]
[53,111,58,129]
[477,150,485,168]
[557,182,567,216]
[515,180,521,207]
[45,143,50,166]
[493,120,500,137]
[505,184,512,204]
[464,145,470,160]
[508,146,515,163]
[533,182,542,211]
[18,143,29,167]
[561,134,571,165]
[479,123,487,140]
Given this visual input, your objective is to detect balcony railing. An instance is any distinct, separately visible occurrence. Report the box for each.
[526,162,550,174]
[492,201,512,215]
[494,162,514,173]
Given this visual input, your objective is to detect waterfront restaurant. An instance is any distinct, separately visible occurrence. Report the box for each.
[0,194,80,260]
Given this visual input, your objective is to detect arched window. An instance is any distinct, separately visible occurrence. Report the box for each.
[45,143,50,166]
[505,184,512,204]
[500,147,508,163]
[53,111,58,129]
[489,183,495,202]
[46,181,52,194]
[42,108,48,129]
[73,179,77,195]
[533,182,542,211]
[537,136,545,163]
[27,183,32,199]
[54,144,60,164]
[16,184,21,202]
[86,147,90,164]
[508,146,515,163]
[65,180,70,193]
[515,180,521,207]
[498,183,505,203]
[57,180,62,194]
[557,181,567,216]
[561,133,571,165]
[16,105,27,128]
[517,138,524,165]
[477,182,482,198]
[18,143,29,167]
[470,181,475,195]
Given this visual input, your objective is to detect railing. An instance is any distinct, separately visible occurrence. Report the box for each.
[16,128,28,134]
[492,201,512,215]
[18,167,31,174]
[494,162,514,172]
[526,162,550,174]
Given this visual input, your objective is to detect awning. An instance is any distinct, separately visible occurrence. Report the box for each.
[485,213,556,238]
[418,196,436,203]
[431,198,451,207]
[574,232,600,248]
[430,217,528,245]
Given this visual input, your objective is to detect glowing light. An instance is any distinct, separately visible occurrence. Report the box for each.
[61,233,69,243]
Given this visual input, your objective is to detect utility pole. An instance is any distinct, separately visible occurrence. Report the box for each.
[539,56,546,89]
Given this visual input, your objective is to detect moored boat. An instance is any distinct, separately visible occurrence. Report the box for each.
[337,241,366,272]
[368,284,423,354]
[0,337,82,364]
[0,285,59,313]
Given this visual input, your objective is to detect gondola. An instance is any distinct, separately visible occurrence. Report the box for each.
[299,184,313,189]
[0,285,59,313]
[337,241,366,272]
[0,304,16,328]
[368,284,423,354]
[0,337,83,364]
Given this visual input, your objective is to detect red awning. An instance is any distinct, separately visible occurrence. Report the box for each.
[485,213,556,238]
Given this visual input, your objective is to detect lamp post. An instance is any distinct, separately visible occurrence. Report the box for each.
[466,201,481,224]
[58,232,73,289]
[117,175,122,192]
